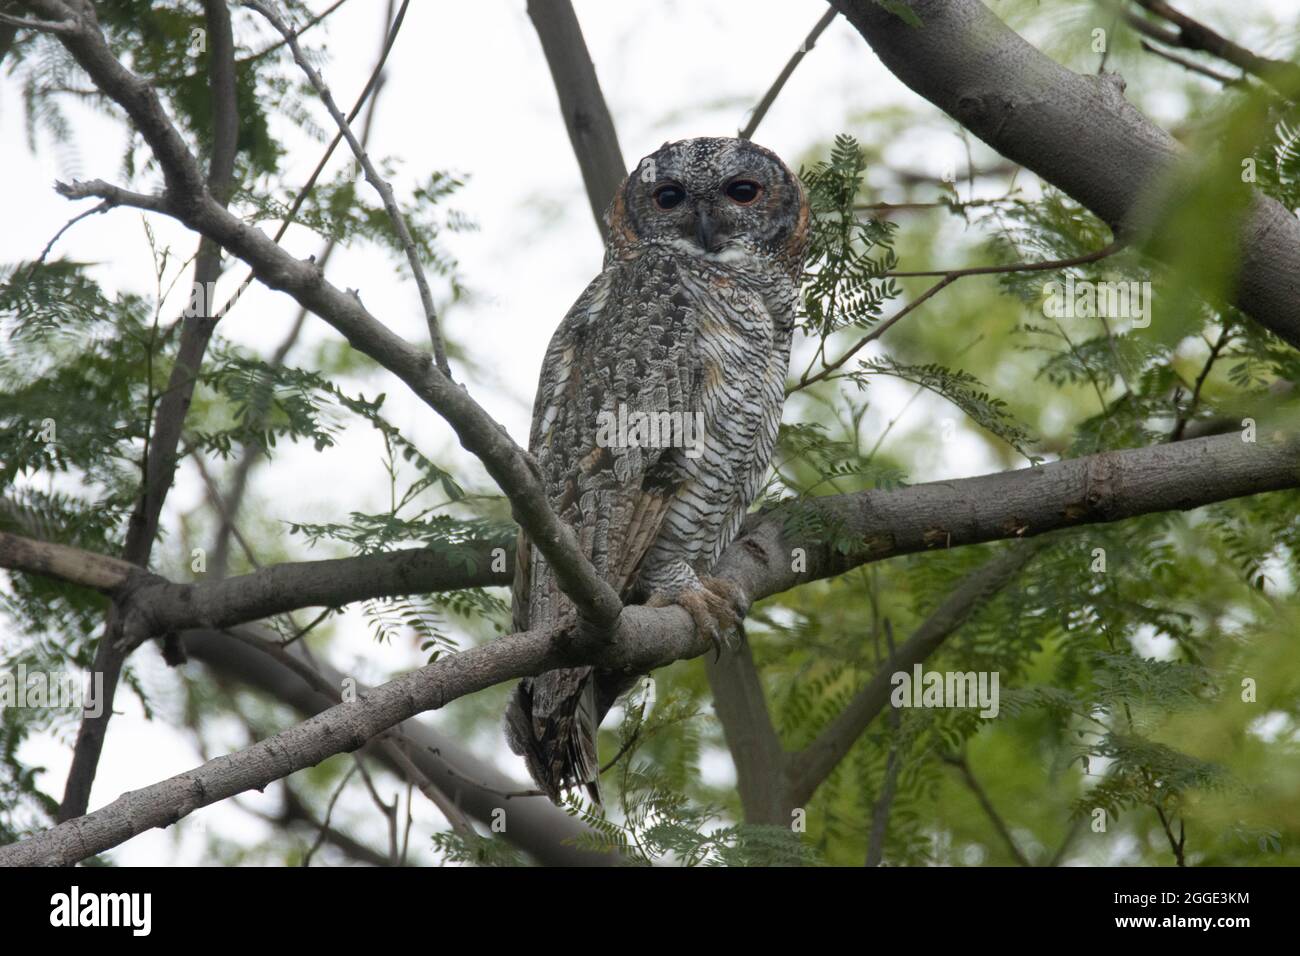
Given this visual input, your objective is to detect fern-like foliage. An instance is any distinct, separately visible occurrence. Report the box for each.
[848,357,1040,461]
[799,134,900,342]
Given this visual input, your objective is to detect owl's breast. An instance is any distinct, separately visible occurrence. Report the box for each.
[638,259,794,570]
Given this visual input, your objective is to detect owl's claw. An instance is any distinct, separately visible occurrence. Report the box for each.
[700,576,750,641]
[650,579,746,660]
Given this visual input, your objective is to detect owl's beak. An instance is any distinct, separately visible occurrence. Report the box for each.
[694,204,723,253]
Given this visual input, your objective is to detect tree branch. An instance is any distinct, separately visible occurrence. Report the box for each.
[705,644,787,824]
[830,0,1300,350]
[1131,0,1300,99]
[786,541,1045,807]
[4,430,1296,642]
[0,601,712,865]
[180,625,617,866]
[0,531,147,593]
[526,0,626,239]
[0,8,73,32]
[739,8,838,140]
[1137,38,1243,89]
[865,620,902,866]
[209,0,398,577]
[941,750,1033,866]
[242,0,450,375]
[793,241,1124,393]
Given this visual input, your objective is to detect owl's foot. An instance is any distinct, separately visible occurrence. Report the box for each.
[700,575,750,627]
[647,578,748,660]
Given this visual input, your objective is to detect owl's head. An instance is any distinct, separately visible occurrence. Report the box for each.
[606,137,809,279]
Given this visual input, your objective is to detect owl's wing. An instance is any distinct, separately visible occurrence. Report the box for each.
[507,255,707,802]
[514,254,704,628]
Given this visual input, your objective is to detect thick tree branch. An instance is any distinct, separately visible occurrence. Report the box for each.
[705,645,787,824]
[0,602,712,865]
[830,0,1300,350]
[3,430,1296,642]
[0,531,146,593]
[526,0,626,238]
[180,626,617,866]
[0,537,507,626]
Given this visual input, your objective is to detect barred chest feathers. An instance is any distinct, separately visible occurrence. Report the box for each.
[630,253,794,595]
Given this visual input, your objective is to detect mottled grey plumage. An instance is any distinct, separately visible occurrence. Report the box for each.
[506,137,810,803]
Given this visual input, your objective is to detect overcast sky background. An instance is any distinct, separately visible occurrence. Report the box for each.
[2,0,1296,864]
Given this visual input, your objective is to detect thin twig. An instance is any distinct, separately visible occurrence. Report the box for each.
[26,200,110,276]
[244,0,448,375]
[381,733,475,834]
[0,10,76,32]
[883,240,1123,278]
[1170,323,1233,441]
[187,444,262,571]
[206,0,408,330]
[1131,0,1300,99]
[1138,38,1243,87]
[302,763,358,866]
[1154,801,1187,866]
[855,197,1013,215]
[739,8,837,140]
[791,273,957,393]
[792,241,1124,393]
[272,785,397,866]
[241,0,351,65]
[1047,817,1085,866]
[942,751,1033,866]
[210,3,396,578]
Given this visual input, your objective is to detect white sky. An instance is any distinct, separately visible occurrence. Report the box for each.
[1,0,1295,864]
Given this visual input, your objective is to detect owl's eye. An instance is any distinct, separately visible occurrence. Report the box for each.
[724,180,762,204]
[653,184,687,210]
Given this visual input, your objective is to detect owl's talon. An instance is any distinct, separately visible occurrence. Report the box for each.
[701,575,749,619]
[656,583,743,657]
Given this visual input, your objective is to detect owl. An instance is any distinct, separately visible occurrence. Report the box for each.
[505,137,809,803]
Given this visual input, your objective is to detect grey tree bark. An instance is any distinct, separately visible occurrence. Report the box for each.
[831,0,1300,349]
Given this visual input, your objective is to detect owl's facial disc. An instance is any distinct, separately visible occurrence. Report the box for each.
[618,137,804,263]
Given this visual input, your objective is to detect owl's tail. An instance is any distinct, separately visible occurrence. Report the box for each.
[505,666,602,805]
